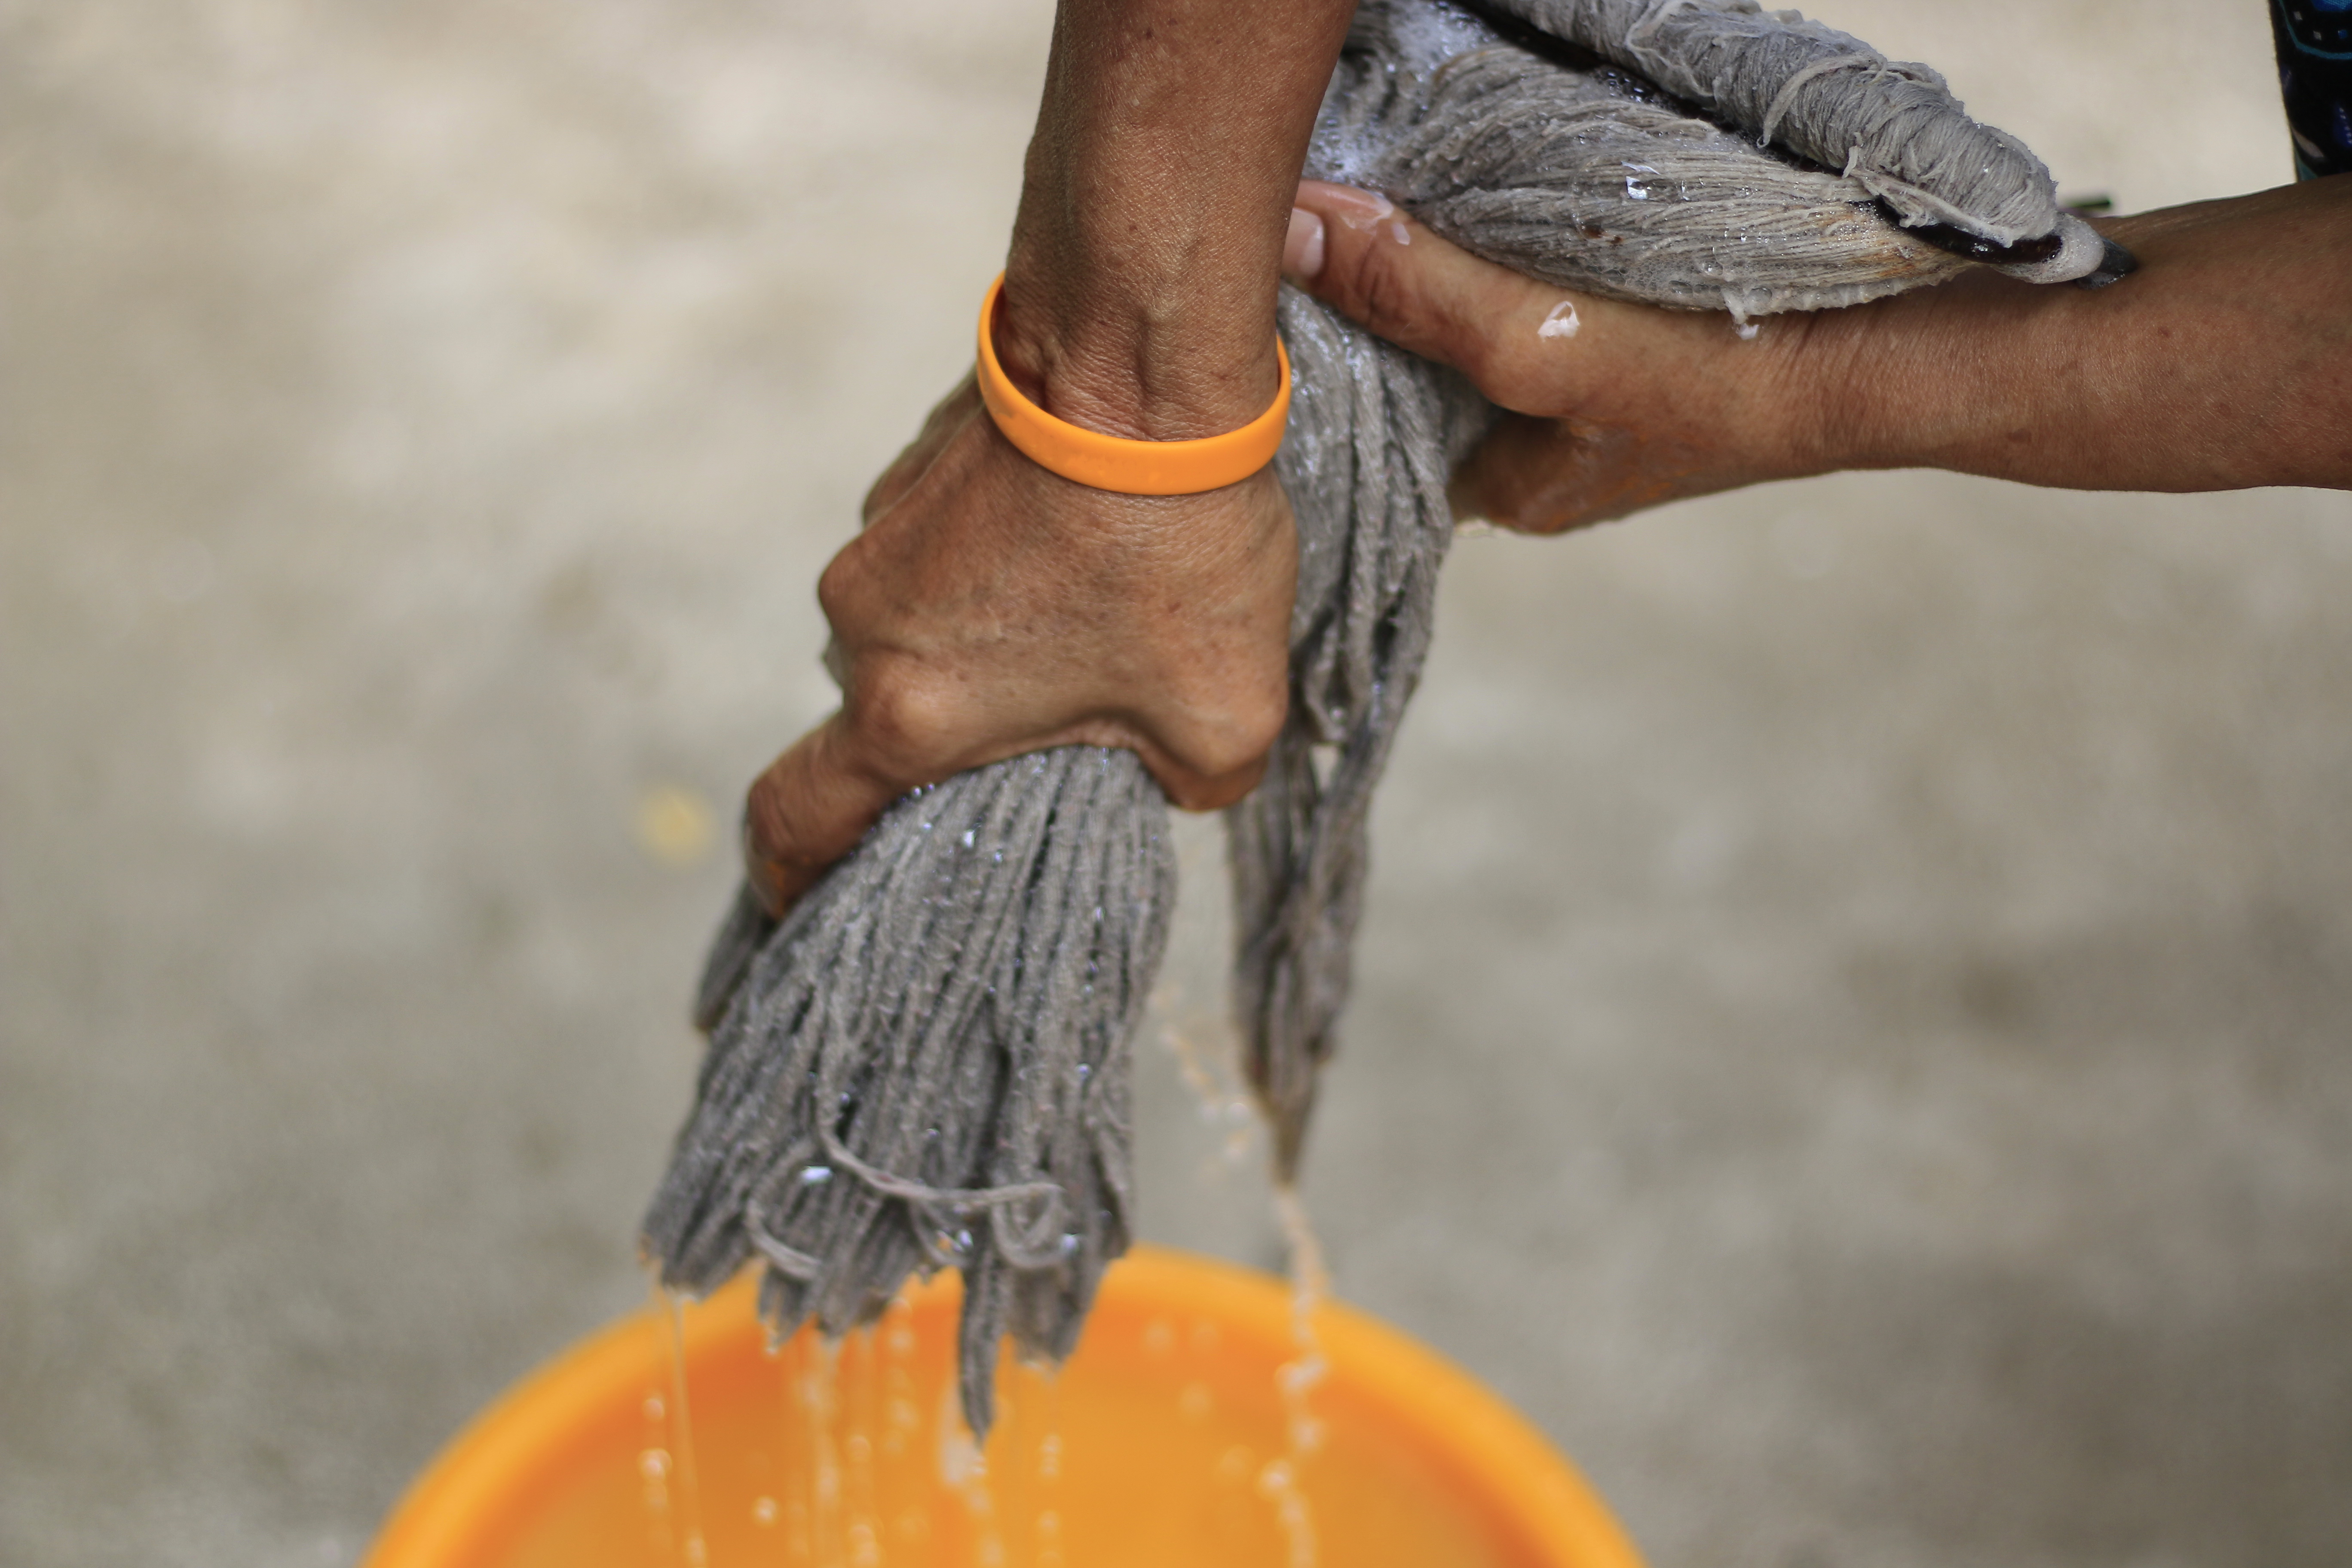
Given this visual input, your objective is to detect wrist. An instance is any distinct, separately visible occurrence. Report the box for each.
[1695,309,1866,486]
[986,0,1351,443]
[1785,281,2002,478]
[991,250,1286,442]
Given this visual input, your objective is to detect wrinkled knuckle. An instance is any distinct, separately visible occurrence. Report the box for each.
[1210,756,1271,808]
[1175,693,1287,784]
[845,666,955,775]
[743,767,807,864]
[743,769,785,839]
[1235,687,1290,761]
[1345,244,1417,343]
[1168,749,1271,812]
[815,553,859,621]
[815,540,879,632]
[1315,220,1396,326]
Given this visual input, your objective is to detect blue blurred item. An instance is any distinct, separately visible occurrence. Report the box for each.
[2271,0,2352,178]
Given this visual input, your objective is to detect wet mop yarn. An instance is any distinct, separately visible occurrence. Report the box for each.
[644,0,2120,1437]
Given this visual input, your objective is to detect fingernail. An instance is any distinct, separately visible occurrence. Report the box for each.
[1283,207,1326,282]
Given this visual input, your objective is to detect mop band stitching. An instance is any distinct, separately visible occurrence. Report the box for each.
[974,272,1292,496]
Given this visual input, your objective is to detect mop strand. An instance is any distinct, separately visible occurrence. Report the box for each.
[644,0,2125,1439]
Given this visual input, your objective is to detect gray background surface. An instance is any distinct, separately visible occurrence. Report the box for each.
[4,2,2347,1565]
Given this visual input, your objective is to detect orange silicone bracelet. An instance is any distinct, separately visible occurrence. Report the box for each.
[974,273,1292,496]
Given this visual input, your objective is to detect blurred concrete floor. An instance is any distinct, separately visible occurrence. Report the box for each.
[4,1,2349,1565]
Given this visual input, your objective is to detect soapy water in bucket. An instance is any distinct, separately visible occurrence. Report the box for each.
[1156,968,1334,1568]
[382,815,1631,1567]
[636,964,1339,1568]
[624,1261,1364,1568]
[637,1200,1335,1566]
[641,1289,709,1566]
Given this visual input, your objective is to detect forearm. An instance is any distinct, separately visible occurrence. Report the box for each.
[1816,178,2352,493]
[997,0,1358,439]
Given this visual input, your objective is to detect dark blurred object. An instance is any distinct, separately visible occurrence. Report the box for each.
[2269,0,2352,178]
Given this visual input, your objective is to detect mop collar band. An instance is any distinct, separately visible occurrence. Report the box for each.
[975,273,1292,496]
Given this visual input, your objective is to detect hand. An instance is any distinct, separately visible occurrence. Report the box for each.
[1286,178,2352,514]
[1283,180,1838,534]
[731,0,1357,918]
[741,374,1295,916]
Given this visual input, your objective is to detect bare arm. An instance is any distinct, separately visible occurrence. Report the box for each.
[1817,179,2352,493]
[1282,177,2352,535]
[1001,0,1359,435]
[743,0,1357,916]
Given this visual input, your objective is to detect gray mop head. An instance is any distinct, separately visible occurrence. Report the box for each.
[644,0,2124,1438]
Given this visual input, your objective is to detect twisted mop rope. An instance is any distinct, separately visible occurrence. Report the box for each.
[645,0,2109,1437]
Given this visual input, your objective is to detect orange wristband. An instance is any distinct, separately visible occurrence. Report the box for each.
[974,273,1292,496]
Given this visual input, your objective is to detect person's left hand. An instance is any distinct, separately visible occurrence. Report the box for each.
[1283,180,1844,533]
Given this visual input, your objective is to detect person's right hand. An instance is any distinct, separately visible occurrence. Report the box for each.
[740,366,1296,918]
[728,0,1366,922]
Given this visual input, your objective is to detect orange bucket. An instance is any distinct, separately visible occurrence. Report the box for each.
[363,1245,1644,1568]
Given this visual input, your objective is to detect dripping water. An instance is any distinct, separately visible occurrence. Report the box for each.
[880,1295,932,1557]
[1262,1185,1329,1568]
[649,1284,710,1568]
[803,1335,844,1568]
[842,1327,882,1568]
[938,1378,1006,1568]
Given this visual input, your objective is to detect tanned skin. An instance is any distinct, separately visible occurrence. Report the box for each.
[744,0,2352,916]
[742,0,1357,916]
[1282,176,2352,533]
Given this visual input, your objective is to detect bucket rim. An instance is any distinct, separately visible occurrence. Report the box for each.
[361,1243,1645,1568]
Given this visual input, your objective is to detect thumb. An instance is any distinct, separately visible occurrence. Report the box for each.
[741,711,909,917]
[1284,180,1782,434]
[1285,180,1592,395]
